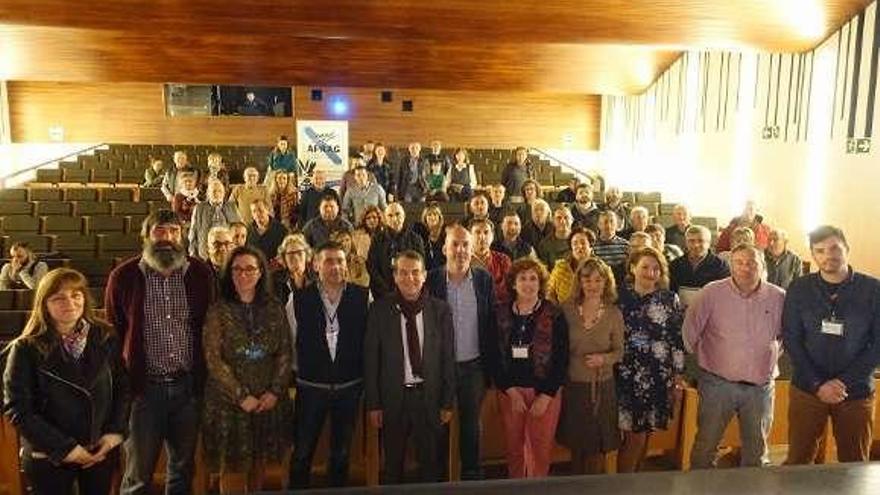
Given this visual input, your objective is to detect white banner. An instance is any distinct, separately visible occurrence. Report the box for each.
[296,120,348,187]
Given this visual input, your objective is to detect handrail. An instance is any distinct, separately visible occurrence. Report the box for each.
[0,142,107,187]
[529,147,595,181]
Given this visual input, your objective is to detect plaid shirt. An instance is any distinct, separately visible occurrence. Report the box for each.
[142,263,193,377]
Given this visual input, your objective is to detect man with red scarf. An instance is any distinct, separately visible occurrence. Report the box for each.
[364,250,456,484]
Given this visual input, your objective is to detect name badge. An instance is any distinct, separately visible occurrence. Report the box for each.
[821,318,845,337]
[512,345,529,359]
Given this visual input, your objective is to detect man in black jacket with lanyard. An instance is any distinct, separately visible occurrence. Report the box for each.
[427,224,499,480]
[288,241,369,488]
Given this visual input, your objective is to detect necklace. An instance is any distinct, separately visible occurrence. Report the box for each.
[578,301,605,330]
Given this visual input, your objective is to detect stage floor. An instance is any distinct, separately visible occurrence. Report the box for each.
[283,463,880,494]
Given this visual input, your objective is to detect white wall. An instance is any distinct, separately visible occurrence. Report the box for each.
[600,1,880,275]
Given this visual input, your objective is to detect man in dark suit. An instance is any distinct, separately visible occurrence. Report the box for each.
[427,224,498,480]
[289,241,370,488]
[393,142,428,202]
[367,202,426,300]
[365,250,456,484]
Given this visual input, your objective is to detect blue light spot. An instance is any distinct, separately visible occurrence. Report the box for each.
[331,99,348,116]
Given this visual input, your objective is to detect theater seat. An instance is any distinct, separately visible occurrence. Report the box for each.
[0,202,34,216]
[102,188,136,202]
[90,169,118,183]
[33,201,72,216]
[85,215,126,234]
[99,233,141,258]
[112,201,150,216]
[0,291,15,310]
[0,234,53,254]
[41,216,84,234]
[1,216,40,233]
[62,168,90,183]
[65,188,100,202]
[73,201,112,216]
[0,189,28,202]
[53,234,99,257]
[29,188,63,202]
[0,310,29,337]
[68,258,114,286]
[118,168,145,183]
[34,169,61,183]
[635,191,662,203]
[13,290,34,311]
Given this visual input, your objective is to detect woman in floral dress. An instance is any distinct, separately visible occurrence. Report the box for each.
[615,246,685,473]
[203,245,293,493]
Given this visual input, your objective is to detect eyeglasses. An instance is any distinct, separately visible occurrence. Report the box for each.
[231,266,260,275]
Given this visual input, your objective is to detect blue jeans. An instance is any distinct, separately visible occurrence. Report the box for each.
[121,375,200,495]
[288,383,362,488]
[690,369,774,469]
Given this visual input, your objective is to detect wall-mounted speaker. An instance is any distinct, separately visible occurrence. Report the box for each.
[381,91,393,102]
[311,89,323,101]
[402,100,413,112]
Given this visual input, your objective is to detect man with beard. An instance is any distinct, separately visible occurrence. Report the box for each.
[570,183,601,234]
[105,209,215,495]
[783,225,880,464]
[492,210,537,261]
[366,202,425,300]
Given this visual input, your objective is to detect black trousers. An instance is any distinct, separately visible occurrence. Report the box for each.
[288,383,362,488]
[382,386,443,484]
[21,450,117,495]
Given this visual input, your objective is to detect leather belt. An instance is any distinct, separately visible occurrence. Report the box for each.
[296,377,363,391]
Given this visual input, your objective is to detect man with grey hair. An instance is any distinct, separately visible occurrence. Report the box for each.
[537,205,574,268]
[666,204,692,251]
[105,209,215,495]
[161,150,199,201]
[765,229,802,289]
[591,210,629,270]
[205,226,233,277]
[394,141,428,202]
[188,179,240,260]
[621,205,651,240]
[669,224,730,306]
[683,243,785,469]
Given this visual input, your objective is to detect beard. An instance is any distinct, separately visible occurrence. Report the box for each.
[143,239,186,272]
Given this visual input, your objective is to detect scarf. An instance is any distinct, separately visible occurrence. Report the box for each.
[394,287,428,378]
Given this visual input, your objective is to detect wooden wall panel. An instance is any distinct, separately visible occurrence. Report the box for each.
[9,82,600,149]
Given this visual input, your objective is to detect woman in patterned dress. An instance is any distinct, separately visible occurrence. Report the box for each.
[615,246,685,473]
[202,245,293,493]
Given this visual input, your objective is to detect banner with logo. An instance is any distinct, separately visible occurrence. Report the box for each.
[296,120,348,188]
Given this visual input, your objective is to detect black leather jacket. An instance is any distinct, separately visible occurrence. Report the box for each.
[2,322,130,464]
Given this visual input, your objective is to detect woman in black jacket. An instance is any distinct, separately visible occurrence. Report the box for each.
[2,268,130,495]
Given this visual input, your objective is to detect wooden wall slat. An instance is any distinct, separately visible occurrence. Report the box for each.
[8,82,600,149]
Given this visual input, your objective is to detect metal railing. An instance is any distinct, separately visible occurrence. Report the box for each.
[529,147,594,182]
[0,143,107,188]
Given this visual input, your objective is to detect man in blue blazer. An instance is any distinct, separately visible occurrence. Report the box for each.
[427,224,499,480]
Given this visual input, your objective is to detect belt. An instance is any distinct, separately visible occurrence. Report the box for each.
[296,377,363,391]
[146,370,191,383]
[404,382,424,389]
[735,380,769,387]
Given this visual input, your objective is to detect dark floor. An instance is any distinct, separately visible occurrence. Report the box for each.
[277,462,880,495]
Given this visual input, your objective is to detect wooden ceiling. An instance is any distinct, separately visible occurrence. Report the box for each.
[0,0,871,95]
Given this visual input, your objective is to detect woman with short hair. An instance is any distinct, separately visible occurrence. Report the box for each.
[3,268,129,495]
[493,258,569,478]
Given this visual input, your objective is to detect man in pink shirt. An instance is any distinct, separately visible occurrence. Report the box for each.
[683,243,786,469]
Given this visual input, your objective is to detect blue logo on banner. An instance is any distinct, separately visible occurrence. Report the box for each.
[304,126,343,165]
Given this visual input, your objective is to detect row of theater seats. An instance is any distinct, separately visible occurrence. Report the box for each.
[37,144,579,188]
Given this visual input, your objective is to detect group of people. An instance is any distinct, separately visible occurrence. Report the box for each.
[3,139,879,495]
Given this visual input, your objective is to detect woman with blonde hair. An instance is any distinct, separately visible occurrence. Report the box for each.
[3,268,129,495]
[414,203,447,272]
[268,171,300,229]
[546,229,596,304]
[615,247,685,473]
[557,258,624,474]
